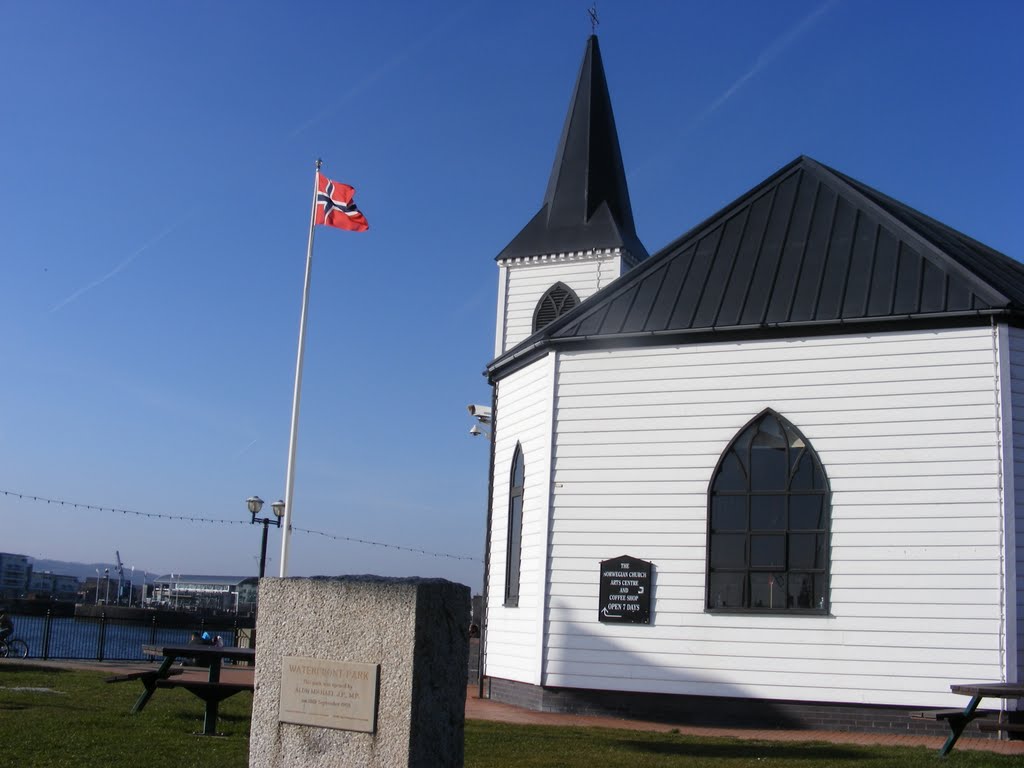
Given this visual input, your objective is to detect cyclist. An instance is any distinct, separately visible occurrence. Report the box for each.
[0,608,13,644]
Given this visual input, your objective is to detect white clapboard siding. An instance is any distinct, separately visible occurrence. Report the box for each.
[558,366,992,395]
[545,619,999,648]
[499,253,623,353]
[548,591,1002,619]
[554,418,998,446]
[556,406,1000,432]
[540,326,1010,707]
[545,635,995,661]
[1008,326,1024,681]
[485,354,553,684]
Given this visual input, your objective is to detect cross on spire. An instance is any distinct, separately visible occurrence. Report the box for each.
[587,4,599,35]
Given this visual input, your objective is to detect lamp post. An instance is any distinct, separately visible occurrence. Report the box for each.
[248,496,285,579]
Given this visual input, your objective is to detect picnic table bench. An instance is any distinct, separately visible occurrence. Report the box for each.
[911,681,1024,756]
[126,644,256,735]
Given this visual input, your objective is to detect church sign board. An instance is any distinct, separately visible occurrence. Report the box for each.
[599,556,652,624]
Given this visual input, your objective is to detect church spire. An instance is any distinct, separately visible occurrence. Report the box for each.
[496,35,648,263]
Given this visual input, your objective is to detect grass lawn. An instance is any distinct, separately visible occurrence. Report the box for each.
[465,720,1021,767]
[0,666,251,768]
[1,666,1020,767]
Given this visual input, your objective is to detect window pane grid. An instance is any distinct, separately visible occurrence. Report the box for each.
[706,411,830,613]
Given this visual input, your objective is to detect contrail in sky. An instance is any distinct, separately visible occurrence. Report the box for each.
[631,0,839,180]
[49,219,184,314]
[52,4,474,313]
[233,437,260,459]
[692,0,840,125]
[286,1,473,139]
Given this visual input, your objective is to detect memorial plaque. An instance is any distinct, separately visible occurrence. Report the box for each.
[279,656,380,732]
[598,555,652,624]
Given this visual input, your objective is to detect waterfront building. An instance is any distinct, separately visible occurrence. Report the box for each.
[0,552,31,599]
[27,571,79,602]
[151,574,258,613]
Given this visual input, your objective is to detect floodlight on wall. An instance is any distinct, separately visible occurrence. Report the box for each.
[467,404,492,425]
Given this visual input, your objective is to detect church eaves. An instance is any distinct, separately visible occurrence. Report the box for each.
[488,155,1024,381]
[494,35,648,264]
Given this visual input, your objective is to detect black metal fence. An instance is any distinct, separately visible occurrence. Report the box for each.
[6,611,252,661]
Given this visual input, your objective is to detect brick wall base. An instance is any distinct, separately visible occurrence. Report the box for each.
[485,677,1008,739]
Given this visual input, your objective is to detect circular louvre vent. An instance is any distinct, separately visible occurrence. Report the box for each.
[533,283,579,333]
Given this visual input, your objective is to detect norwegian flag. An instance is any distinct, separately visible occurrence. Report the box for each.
[314,175,369,232]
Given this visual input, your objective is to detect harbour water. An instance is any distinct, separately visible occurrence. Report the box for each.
[7,613,247,661]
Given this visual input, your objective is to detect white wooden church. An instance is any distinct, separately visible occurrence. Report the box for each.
[479,35,1022,732]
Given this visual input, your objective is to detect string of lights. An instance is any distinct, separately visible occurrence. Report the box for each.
[0,489,245,525]
[0,488,481,563]
[292,527,479,561]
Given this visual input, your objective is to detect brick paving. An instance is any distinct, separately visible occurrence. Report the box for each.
[5,660,1022,756]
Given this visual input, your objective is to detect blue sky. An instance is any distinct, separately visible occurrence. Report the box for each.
[1,2,1021,593]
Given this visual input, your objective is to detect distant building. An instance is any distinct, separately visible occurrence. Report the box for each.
[0,552,31,599]
[27,571,79,601]
[151,574,258,613]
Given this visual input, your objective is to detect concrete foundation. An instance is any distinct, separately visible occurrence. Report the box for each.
[249,576,470,768]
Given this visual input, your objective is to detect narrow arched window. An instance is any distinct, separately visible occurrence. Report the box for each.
[533,282,579,333]
[707,410,830,613]
[504,444,526,607]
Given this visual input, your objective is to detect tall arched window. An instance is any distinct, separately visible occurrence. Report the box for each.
[504,444,525,607]
[707,410,830,613]
[533,282,579,333]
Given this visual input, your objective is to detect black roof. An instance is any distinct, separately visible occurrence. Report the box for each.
[495,36,648,264]
[488,155,1024,381]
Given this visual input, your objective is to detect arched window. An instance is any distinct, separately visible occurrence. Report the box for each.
[707,410,830,613]
[533,282,579,333]
[504,444,525,607]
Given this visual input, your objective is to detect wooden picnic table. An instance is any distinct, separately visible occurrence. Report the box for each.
[922,681,1024,756]
[133,644,256,735]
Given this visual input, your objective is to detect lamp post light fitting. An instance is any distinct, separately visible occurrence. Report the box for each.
[249,495,285,579]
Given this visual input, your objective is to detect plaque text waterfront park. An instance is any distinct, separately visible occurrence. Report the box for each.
[279,656,380,732]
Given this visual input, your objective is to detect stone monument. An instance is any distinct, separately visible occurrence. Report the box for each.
[249,576,470,768]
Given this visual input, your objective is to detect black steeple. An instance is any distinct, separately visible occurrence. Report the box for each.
[496,35,648,263]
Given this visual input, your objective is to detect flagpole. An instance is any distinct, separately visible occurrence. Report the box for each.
[279,158,322,578]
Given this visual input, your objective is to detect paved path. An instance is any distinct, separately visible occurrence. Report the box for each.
[6,660,1023,756]
[464,686,1024,756]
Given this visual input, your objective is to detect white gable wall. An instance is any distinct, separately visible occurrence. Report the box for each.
[541,326,1011,708]
[485,353,555,685]
[497,251,625,356]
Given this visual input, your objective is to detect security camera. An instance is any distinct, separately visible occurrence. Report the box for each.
[467,404,492,424]
[469,424,490,438]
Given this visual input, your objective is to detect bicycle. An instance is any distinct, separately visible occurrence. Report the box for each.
[0,636,29,659]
